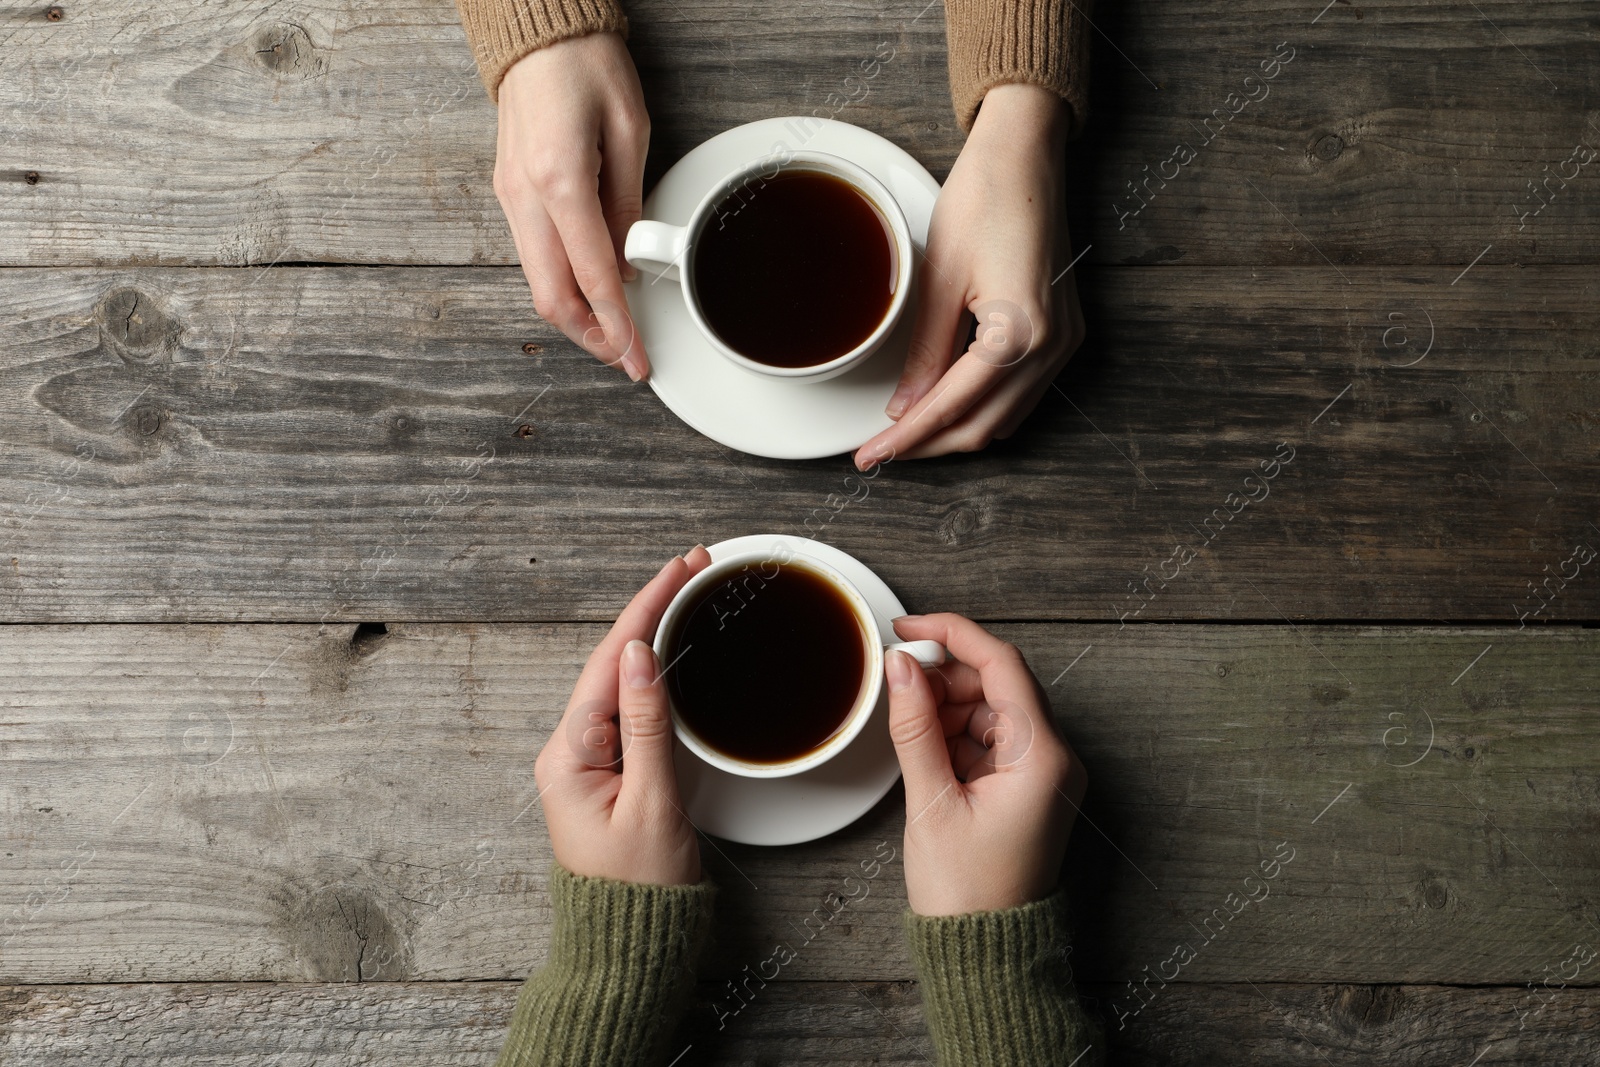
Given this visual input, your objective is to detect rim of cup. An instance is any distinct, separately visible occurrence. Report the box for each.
[653,545,884,779]
[681,150,914,381]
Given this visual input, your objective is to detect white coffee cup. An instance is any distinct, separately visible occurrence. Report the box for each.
[623,150,914,384]
[653,541,944,779]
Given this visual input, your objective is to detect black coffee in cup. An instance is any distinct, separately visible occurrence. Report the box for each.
[664,559,868,764]
[692,169,898,369]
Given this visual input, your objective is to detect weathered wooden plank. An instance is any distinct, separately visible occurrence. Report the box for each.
[0,0,944,268]
[1,0,1596,266]
[1,623,1595,985]
[0,983,523,1067]
[1072,16,1600,268]
[2,266,1596,623]
[1080,981,1600,1066]
[3,981,1597,1065]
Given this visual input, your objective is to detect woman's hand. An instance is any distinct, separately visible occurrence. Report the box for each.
[494,32,651,381]
[884,612,1087,915]
[532,545,714,885]
[853,84,1085,470]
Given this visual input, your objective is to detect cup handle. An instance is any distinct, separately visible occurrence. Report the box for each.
[624,220,689,283]
[885,639,945,668]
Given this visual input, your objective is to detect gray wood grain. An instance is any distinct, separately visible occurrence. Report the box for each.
[1079,981,1600,1066]
[2,265,1595,623]
[5,2,1596,1062]
[3,981,1597,1065]
[1,622,1594,985]
[1,0,1595,266]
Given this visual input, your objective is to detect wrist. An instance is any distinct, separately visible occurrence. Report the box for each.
[556,850,701,888]
[910,886,1048,917]
[972,82,1070,148]
[500,29,626,90]
[907,858,1057,917]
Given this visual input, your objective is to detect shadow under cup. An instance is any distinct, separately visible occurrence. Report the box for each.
[658,557,875,775]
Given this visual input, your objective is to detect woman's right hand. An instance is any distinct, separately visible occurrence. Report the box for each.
[533,546,715,886]
[494,32,651,381]
[884,613,1087,915]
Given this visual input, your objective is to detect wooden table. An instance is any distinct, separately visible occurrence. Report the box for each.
[3,1,1597,1062]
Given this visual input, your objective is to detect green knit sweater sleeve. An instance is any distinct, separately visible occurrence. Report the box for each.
[496,863,717,1067]
[905,892,1104,1067]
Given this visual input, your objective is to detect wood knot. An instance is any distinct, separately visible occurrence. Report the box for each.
[382,413,421,450]
[936,500,990,546]
[23,171,40,185]
[45,6,64,21]
[1330,984,1404,1035]
[130,405,164,437]
[280,880,408,982]
[249,22,320,75]
[522,342,542,356]
[98,287,181,362]
[1313,133,1345,162]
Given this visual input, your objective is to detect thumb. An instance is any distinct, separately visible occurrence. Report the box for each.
[616,639,681,803]
[885,650,958,813]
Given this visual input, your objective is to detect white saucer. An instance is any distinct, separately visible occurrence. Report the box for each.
[626,118,941,460]
[666,534,907,846]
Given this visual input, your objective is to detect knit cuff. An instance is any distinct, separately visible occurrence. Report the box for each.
[454,0,629,104]
[496,864,717,1067]
[905,893,1102,1067]
[943,0,1091,139]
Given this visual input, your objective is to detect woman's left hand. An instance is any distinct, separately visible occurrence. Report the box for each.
[853,83,1085,470]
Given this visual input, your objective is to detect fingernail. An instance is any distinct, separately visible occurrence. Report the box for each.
[858,441,891,471]
[690,542,706,555]
[886,385,912,419]
[623,356,643,383]
[886,649,915,692]
[624,639,656,689]
[893,614,923,623]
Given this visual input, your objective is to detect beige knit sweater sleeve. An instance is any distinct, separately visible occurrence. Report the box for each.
[453,0,1091,138]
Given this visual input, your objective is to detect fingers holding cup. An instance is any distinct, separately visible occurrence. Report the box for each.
[555,548,710,772]
[615,638,682,806]
[885,648,961,815]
